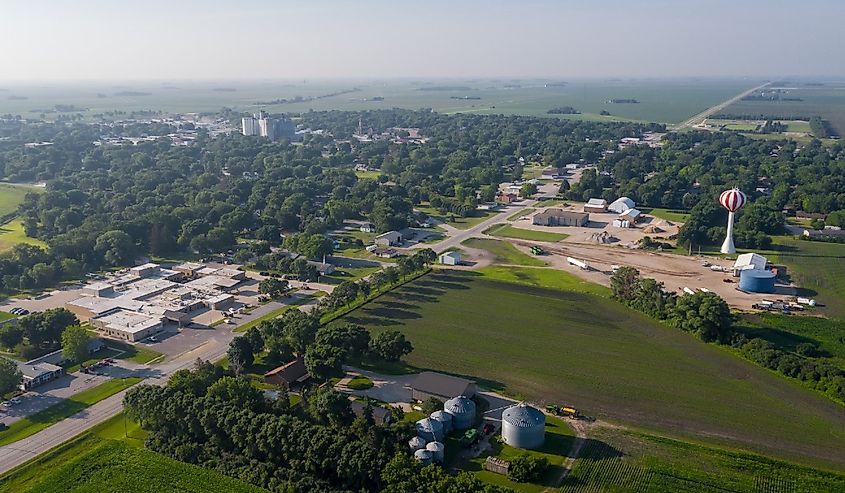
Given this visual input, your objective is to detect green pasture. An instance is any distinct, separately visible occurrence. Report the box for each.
[461,238,546,266]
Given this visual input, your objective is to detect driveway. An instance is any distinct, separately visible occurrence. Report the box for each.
[341,367,415,403]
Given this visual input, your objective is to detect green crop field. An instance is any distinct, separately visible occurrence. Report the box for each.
[336,270,845,470]
[0,78,760,125]
[766,237,845,318]
[0,377,142,446]
[718,82,845,136]
[461,238,546,266]
[561,427,845,492]
[484,223,569,242]
[738,314,845,370]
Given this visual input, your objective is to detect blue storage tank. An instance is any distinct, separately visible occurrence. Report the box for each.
[739,269,776,293]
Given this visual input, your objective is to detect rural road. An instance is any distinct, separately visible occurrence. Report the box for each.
[0,298,294,475]
[674,81,771,130]
[426,200,539,254]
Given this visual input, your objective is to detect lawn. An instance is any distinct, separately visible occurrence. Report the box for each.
[0,377,142,446]
[0,184,39,217]
[346,375,374,390]
[507,208,535,221]
[321,264,382,285]
[461,238,546,267]
[337,270,845,470]
[354,169,383,180]
[561,427,845,492]
[477,266,609,296]
[0,311,16,322]
[484,223,569,242]
[0,219,48,252]
[105,340,164,364]
[233,300,310,333]
[416,203,495,230]
[642,207,690,223]
[464,416,576,492]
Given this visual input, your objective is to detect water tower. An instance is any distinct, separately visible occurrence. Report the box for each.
[719,188,747,254]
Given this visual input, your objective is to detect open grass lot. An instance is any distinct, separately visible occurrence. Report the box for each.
[0,413,266,493]
[0,311,15,322]
[338,270,845,470]
[0,79,760,124]
[416,204,495,230]
[642,207,689,223]
[766,236,845,318]
[0,219,48,252]
[354,169,383,180]
[465,416,575,492]
[0,184,37,216]
[461,238,546,266]
[561,427,845,492]
[484,223,569,242]
[102,339,164,364]
[719,82,845,136]
[507,208,535,221]
[0,377,142,446]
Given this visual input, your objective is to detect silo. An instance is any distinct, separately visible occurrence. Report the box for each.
[430,410,453,434]
[444,396,476,431]
[501,403,545,449]
[425,441,445,463]
[414,448,433,466]
[408,436,426,452]
[415,417,444,442]
[739,269,776,293]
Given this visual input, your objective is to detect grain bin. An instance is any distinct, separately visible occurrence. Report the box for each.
[414,448,433,466]
[408,436,426,452]
[444,396,476,431]
[501,403,545,449]
[430,410,453,434]
[415,417,444,442]
[425,441,445,463]
[739,269,776,293]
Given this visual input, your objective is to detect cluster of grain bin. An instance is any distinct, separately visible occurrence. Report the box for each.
[444,396,476,430]
[425,441,445,463]
[502,403,545,449]
[429,410,453,434]
[415,417,444,442]
[408,436,427,452]
[414,448,433,466]
[739,269,776,293]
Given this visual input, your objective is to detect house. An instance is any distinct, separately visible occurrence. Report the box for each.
[372,248,399,258]
[307,260,336,275]
[533,209,589,227]
[541,167,565,178]
[618,208,642,223]
[583,198,607,213]
[374,231,403,247]
[733,253,768,275]
[18,361,64,391]
[409,371,477,401]
[608,197,635,214]
[264,357,309,388]
[350,400,393,425]
[498,193,518,204]
[796,211,826,220]
[359,222,375,233]
[438,251,461,265]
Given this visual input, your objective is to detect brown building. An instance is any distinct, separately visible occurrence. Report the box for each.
[264,357,309,387]
[533,209,589,227]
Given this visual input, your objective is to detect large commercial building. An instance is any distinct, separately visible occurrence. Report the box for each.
[533,209,589,227]
[66,262,244,342]
[409,371,477,401]
[242,111,296,141]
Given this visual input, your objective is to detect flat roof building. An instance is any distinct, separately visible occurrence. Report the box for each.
[584,198,607,213]
[409,371,477,401]
[90,309,164,342]
[533,209,589,227]
[18,361,64,391]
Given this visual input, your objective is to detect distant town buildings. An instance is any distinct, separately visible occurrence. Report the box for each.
[242,111,296,141]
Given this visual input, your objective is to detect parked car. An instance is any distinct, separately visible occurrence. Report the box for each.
[482,423,495,435]
[105,358,115,364]
[9,397,22,405]
[148,336,158,343]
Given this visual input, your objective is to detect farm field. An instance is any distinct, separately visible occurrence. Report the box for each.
[0,219,48,252]
[737,313,845,371]
[461,238,546,266]
[717,82,845,136]
[0,377,142,446]
[337,270,845,470]
[561,427,845,492]
[484,223,569,242]
[0,78,761,124]
[766,236,845,319]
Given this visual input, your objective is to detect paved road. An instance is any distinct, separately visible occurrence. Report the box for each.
[425,201,537,254]
[0,296,301,474]
[674,81,771,130]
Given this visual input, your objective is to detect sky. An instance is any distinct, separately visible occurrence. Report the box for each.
[1,0,843,81]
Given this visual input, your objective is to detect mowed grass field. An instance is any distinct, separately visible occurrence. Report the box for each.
[767,236,845,318]
[338,270,845,470]
[0,78,759,124]
[0,413,266,493]
[461,238,546,266]
[0,219,47,252]
[484,223,569,242]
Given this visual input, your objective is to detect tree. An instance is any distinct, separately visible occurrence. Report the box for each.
[308,387,353,426]
[669,292,733,343]
[206,376,264,411]
[0,324,23,350]
[315,324,371,359]
[259,278,289,298]
[227,337,254,375]
[420,397,443,415]
[61,324,90,363]
[370,330,413,362]
[610,266,640,302]
[558,179,571,195]
[520,182,538,198]
[0,357,22,396]
[282,310,319,355]
[508,454,549,482]
[304,343,345,381]
[94,230,135,267]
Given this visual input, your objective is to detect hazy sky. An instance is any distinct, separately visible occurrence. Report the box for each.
[2,0,843,81]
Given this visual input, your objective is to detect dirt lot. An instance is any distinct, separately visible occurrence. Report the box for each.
[507,239,793,310]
